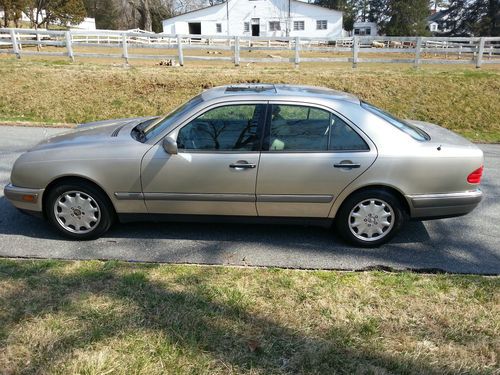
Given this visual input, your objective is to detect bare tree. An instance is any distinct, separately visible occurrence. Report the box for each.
[176,0,206,14]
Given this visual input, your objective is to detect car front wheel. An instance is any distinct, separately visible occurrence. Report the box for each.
[335,189,406,247]
[45,181,114,240]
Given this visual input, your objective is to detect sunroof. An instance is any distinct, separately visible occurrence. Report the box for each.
[225,84,276,93]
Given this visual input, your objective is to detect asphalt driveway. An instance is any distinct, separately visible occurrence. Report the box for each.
[0,125,499,274]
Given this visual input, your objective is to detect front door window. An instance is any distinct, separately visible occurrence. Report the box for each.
[177,104,265,151]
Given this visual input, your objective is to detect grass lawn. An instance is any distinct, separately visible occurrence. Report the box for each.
[0,58,499,142]
[0,259,498,374]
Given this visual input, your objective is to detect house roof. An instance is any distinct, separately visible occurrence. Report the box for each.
[427,10,448,23]
[289,0,342,14]
[170,1,227,19]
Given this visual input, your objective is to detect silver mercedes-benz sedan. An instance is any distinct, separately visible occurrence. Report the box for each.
[4,84,484,246]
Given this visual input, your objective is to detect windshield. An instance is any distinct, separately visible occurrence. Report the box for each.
[361,101,430,141]
[138,94,204,142]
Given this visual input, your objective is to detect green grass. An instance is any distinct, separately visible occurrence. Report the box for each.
[0,58,499,142]
[0,259,498,374]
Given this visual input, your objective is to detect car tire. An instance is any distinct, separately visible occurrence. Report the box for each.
[45,181,114,240]
[335,189,407,247]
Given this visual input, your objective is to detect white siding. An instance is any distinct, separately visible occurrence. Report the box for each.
[70,18,96,31]
[162,0,342,38]
[0,10,95,30]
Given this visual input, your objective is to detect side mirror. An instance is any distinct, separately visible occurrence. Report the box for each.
[162,137,178,155]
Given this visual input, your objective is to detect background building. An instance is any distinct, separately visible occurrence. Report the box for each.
[0,9,95,30]
[161,0,343,38]
[352,21,378,36]
[427,10,451,35]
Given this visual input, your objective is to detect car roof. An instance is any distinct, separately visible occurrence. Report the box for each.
[199,84,360,104]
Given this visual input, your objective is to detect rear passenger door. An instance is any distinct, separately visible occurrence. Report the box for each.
[256,102,377,217]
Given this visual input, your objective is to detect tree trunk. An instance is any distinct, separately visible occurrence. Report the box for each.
[4,9,9,28]
[489,0,499,36]
[143,0,152,31]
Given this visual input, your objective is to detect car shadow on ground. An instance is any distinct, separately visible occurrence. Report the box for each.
[2,194,499,275]
[0,195,430,246]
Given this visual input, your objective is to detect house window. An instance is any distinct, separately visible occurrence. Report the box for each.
[317,20,327,30]
[244,22,250,32]
[293,21,304,31]
[216,23,222,33]
[365,28,371,35]
[354,28,360,35]
[269,21,281,31]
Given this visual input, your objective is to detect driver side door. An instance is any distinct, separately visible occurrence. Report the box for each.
[140,102,266,216]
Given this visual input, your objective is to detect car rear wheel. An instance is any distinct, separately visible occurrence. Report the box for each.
[335,189,406,247]
[45,181,114,240]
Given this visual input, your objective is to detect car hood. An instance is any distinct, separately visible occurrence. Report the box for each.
[30,116,157,151]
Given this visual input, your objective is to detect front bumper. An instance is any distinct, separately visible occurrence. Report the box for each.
[3,183,45,212]
[407,189,483,219]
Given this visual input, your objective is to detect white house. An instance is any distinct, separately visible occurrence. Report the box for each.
[352,21,378,36]
[70,18,96,31]
[161,0,343,38]
[0,9,95,30]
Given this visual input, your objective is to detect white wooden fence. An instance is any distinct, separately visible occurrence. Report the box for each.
[0,28,499,68]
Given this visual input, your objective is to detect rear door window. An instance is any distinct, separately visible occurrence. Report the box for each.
[266,104,330,151]
[264,104,368,152]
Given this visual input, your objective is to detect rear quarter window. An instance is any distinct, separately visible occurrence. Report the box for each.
[361,102,430,141]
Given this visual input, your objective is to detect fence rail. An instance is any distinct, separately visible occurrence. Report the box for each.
[0,28,499,68]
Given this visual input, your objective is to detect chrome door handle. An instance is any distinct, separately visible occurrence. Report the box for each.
[229,161,256,169]
[334,163,361,169]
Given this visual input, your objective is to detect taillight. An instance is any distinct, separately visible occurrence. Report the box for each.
[467,166,483,184]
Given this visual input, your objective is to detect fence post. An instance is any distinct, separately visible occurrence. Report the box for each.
[17,32,22,51]
[294,36,300,68]
[476,37,485,68]
[9,29,20,59]
[36,30,41,52]
[234,36,240,66]
[352,36,358,68]
[414,37,423,68]
[177,35,184,66]
[65,31,74,62]
[121,33,129,65]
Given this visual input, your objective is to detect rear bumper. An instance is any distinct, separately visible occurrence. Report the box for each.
[407,189,483,219]
[3,183,44,212]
